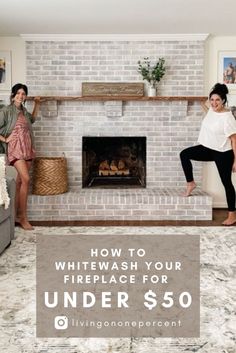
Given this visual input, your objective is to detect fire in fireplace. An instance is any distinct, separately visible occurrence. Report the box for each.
[82,136,146,188]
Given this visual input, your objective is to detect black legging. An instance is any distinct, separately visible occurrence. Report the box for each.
[180,145,235,211]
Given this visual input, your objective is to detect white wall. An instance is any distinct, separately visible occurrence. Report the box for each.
[203,36,236,207]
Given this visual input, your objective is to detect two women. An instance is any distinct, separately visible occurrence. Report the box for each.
[0,83,40,230]
[1,82,235,228]
[180,83,236,226]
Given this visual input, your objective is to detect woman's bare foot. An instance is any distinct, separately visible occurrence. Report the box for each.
[19,218,34,230]
[15,217,20,224]
[15,215,21,225]
[222,212,236,226]
[183,181,196,197]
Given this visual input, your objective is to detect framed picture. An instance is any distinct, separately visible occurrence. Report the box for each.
[0,51,11,90]
[218,51,236,89]
[0,93,9,108]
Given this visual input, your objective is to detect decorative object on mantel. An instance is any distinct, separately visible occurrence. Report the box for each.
[138,57,166,97]
[32,155,68,195]
[0,155,10,209]
[82,82,144,97]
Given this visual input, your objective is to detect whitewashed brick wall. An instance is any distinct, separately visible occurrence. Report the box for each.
[26,40,205,190]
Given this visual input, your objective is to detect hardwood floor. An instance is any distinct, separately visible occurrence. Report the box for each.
[30,209,235,227]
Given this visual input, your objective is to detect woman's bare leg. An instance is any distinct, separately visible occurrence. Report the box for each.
[14,160,33,230]
[15,173,22,222]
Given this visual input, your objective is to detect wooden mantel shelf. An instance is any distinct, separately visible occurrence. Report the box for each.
[27,95,207,102]
[27,95,207,118]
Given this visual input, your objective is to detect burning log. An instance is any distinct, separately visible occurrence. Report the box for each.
[99,160,110,170]
[98,159,129,176]
[118,160,125,170]
[110,160,118,171]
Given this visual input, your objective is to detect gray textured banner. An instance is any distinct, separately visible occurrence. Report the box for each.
[36,233,200,337]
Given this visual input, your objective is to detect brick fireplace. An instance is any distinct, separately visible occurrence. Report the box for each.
[26,38,212,221]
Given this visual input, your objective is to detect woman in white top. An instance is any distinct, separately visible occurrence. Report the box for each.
[180,83,236,226]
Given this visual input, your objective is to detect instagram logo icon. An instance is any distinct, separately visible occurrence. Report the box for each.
[54,316,68,330]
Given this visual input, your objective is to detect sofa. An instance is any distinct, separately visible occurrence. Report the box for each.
[0,167,16,255]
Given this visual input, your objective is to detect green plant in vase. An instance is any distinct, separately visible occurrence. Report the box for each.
[138,57,166,96]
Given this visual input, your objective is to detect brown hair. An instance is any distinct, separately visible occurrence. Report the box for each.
[209,83,228,105]
[11,83,28,102]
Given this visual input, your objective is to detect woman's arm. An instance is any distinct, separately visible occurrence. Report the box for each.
[231,134,236,172]
[0,135,6,142]
[31,96,41,120]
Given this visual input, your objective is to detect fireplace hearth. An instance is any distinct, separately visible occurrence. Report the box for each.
[82,136,146,188]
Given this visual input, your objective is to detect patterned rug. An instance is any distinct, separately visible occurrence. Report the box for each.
[0,226,235,353]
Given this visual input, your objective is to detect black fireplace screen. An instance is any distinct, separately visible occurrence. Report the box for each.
[82,136,146,188]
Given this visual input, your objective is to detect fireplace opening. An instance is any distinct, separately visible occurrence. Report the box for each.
[82,136,146,188]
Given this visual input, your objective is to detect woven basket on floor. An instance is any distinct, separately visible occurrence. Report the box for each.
[32,156,68,195]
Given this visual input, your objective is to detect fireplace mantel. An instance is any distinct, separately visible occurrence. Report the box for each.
[27,95,207,102]
[27,95,207,118]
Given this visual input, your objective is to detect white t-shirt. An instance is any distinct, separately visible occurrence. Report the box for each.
[197,108,236,152]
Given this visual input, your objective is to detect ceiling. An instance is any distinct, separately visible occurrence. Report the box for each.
[0,0,236,36]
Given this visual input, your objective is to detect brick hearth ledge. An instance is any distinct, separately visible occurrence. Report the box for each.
[28,189,212,221]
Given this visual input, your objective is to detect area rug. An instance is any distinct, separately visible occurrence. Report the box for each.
[0,226,235,353]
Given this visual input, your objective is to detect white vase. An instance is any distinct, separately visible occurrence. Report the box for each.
[147,86,156,97]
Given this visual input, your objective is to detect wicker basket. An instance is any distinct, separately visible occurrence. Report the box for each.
[32,156,68,195]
